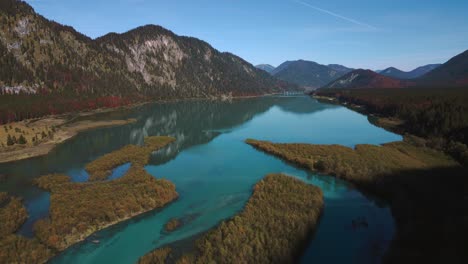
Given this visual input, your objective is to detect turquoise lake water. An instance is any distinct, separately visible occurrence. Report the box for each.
[0,96,402,263]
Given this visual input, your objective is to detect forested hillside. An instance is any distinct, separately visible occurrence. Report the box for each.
[272,60,352,89]
[0,0,297,124]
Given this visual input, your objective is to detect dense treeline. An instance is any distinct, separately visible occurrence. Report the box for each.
[140,174,324,264]
[0,192,52,263]
[315,88,468,165]
[246,139,468,263]
[86,136,175,181]
[34,136,178,251]
[315,88,468,142]
[0,92,138,124]
[0,235,52,264]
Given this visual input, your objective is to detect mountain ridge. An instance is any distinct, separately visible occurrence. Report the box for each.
[271,60,353,89]
[255,64,275,73]
[379,64,441,79]
[418,50,468,86]
[0,1,297,109]
[321,69,410,89]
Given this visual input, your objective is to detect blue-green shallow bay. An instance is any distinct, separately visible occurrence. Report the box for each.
[0,96,401,263]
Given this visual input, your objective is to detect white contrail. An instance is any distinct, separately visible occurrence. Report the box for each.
[292,0,377,30]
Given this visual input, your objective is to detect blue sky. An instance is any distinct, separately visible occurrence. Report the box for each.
[26,0,468,71]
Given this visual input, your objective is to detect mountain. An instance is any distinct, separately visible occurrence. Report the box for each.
[379,64,441,79]
[327,64,354,74]
[0,0,297,122]
[379,67,409,79]
[255,64,275,73]
[418,50,468,86]
[271,60,353,89]
[322,69,409,89]
[271,61,295,75]
[409,64,441,78]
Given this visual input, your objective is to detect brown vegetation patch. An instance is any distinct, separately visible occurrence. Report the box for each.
[0,192,52,263]
[245,139,457,186]
[164,218,182,232]
[246,139,468,263]
[34,166,178,251]
[85,136,175,181]
[138,247,172,264]
[141,173,324,264]
[34,136,178,251]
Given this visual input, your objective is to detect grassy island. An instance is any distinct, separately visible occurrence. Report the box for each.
[0,192,52,264]
[246,139,468,263]
[246,139,457,186]
[86,136,175,181]
[34,136,178,251]
[140,174,324,264]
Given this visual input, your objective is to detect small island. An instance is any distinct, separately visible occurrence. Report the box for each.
[139,173,324,264]
[164,218,182,233]
[86,136,176,181]
[33,136,178,251]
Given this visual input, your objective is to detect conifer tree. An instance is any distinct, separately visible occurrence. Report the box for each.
[6,134,14,146]
[18,134,27,144]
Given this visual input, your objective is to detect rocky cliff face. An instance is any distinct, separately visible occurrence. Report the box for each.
[0,0,296,100]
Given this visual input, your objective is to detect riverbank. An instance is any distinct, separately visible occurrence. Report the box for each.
[0,117,137,164]
[139,173,324,264]
[0,93,287,164]
[312,88,468,166]
[0,136,179,263]
[246,139,468,263]
[313,94,405,134]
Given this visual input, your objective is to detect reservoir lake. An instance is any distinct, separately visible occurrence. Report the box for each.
[0,96,402,264]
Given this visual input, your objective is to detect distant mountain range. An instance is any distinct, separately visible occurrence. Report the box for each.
[418,50,468,86]
[322,69,410,89]
[378,64,441,79]
[321,50,467,90]
[255,64,275,73]
[0,0,297,102]
[262,60,353,89]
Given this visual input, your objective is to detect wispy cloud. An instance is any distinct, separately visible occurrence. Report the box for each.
[292,0,378,30]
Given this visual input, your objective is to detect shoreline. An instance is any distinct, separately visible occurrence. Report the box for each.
[0,93,290,164]
[312,94,405,134]
[0,118,137,164]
